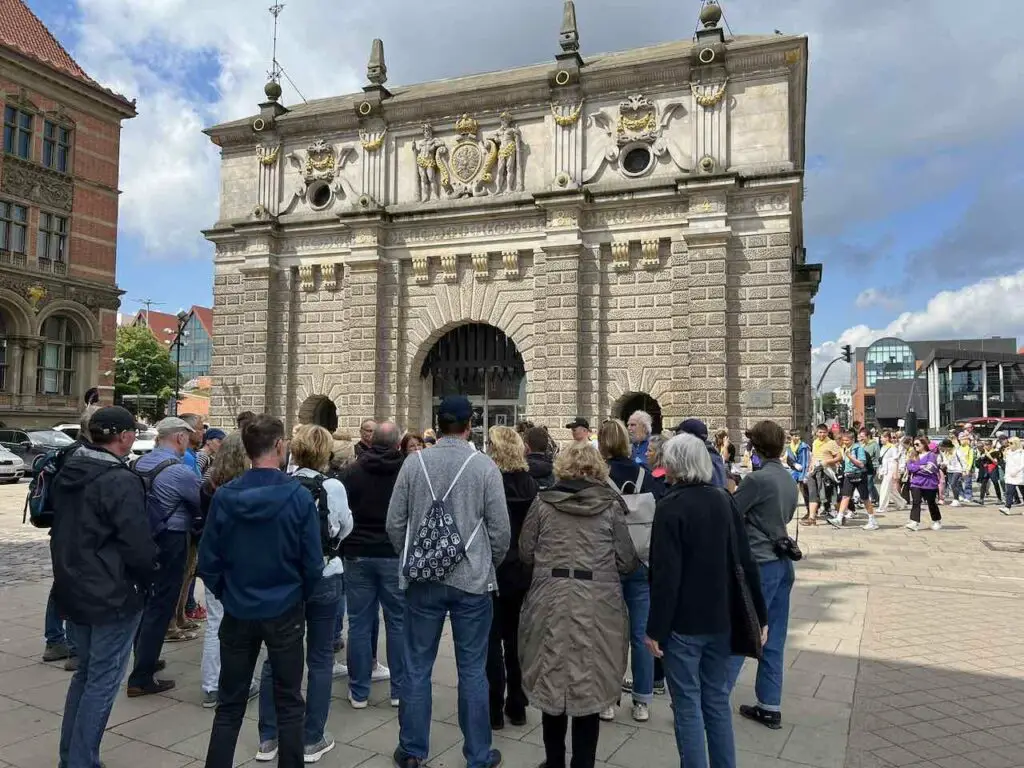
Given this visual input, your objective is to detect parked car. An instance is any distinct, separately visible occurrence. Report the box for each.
[0,428,75,474]
[53,423,81,441]
[129,428,157,464]
[0,446,25,483]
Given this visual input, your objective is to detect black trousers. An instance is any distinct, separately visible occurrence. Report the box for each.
[542,712,600,768]
[486,587,528,721]
[910,488,941,523]
[205,601,306,768]
[979,466,1003,501]
[128,530,187,688]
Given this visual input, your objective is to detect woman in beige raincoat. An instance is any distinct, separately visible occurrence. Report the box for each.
[519,442,639,768]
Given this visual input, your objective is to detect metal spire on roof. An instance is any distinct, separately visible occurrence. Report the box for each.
[268,3,284,85]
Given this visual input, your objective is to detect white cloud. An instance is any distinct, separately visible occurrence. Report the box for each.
[813,270,1024,391]
[854,288,901,311]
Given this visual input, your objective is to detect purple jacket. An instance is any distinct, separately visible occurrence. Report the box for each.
[907,451,940,490]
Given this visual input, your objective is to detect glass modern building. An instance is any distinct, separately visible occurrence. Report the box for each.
[852,337,1024,430]
[169,306,213,384]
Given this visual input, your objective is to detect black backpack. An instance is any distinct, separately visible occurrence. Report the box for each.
[23,443,80,528]
[135,459,181,535]
[295,473,341,558]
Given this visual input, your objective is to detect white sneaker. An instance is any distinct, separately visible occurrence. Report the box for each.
[371,662,391,682]
[599,706,615,722]
[332,662,348,679]
[905,521,920,531]
[862,519,879,531]
[390,698,400,707]
[348,695,368,710]
[1000,507,1012,515]
[632,702,650,722]
[827,515,843,527]
[931,521,943,531]
[950,500,960,507]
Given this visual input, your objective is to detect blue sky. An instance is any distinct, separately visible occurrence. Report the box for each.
[30,0,1024,388]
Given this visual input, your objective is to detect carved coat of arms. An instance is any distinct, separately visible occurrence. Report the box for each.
[583,93,690,182]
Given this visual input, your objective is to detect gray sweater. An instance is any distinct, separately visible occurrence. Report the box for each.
[732,459,798,565]
[386,437,511,594]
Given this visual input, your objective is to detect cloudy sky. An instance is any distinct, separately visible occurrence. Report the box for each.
[31,0,1024,391]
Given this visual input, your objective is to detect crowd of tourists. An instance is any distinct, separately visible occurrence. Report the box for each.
[783,422,1024,532]
[42,398,806,768]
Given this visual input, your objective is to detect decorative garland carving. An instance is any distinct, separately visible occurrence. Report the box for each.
[256,144,280,166]
[359,128,387,152]
[1,156,72,211]
[691,78,729,108]
[551,103,582,127]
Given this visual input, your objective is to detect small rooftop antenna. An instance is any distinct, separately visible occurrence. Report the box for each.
[264,4,307,104]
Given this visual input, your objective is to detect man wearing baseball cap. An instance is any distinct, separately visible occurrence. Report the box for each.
[675,418,728,488]
[50,406,158,768]
[126,416,202,696]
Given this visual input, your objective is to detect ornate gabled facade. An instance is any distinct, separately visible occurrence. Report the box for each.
[205,2,821,444]
[0,0,135,427]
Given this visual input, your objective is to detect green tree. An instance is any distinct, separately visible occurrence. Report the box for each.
[115,325,179,420]
[821,391,840,421]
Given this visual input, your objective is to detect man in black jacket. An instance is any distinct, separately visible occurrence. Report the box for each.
[339,421,406,707]
[524,427,555,490]
[50,406,158,768]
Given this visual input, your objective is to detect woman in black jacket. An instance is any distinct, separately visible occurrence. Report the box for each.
[645,434,767,768]
[486,425,539,730]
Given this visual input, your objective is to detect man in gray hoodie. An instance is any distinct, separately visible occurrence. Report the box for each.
[387,395,510,768]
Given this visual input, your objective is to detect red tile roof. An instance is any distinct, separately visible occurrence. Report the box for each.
[0,0,133,108]
[132,309,179,347]
[191,306,213,335]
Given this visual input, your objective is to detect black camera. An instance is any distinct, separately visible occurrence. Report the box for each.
[772,536,803,562]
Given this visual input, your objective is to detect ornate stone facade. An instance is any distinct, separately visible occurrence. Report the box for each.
[205,7,820,437]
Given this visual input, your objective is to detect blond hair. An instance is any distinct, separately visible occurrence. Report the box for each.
[554,442,609,482]
[291,424,333,471]
[598,419,630,460]
[488,426,528,472]
[1008,437,1023,451]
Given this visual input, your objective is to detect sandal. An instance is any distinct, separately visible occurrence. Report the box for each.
[165,629,197,642]
[177,620,200,631]
[799,518,817,527]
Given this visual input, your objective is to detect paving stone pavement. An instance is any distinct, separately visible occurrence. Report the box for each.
[4,481,1024,768]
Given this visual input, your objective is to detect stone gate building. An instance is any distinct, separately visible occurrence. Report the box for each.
[205,2,820,443]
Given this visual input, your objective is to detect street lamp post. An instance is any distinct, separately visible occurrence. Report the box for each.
[173,311,188,417]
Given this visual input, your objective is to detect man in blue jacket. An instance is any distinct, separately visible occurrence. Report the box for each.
[199,414,323,768]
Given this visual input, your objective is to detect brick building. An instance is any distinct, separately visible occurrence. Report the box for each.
[205,3,820,446]
[0,0,135,427]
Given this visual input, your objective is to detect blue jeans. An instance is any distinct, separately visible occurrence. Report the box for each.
[59,612,142,768]
[46,587,75,652]
[728,558,794,710]
[128,530,187,688]
[259,574,342,746]
[621,566,653,704]
[664,632,736,768]
[345,557,405,702]
[400,583,492,768]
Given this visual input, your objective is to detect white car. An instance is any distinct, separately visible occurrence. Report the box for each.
[53,423,81,441]
[129,429,157,464]
[0,446,25,483]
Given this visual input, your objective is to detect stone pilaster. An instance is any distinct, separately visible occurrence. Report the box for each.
[375,256,401,419]
[576,243,601,422]
[663,237,690,428]
[239,265,273,415]
[342,262,381,428]
[210,270,244,426]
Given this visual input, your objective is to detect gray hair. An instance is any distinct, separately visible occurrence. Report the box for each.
[662,433,713,485]
[648,433,669,469]
[373,421,400,448]
[629,410,653,437]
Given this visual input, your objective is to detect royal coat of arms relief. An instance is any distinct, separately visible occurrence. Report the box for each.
[413,112,524,202]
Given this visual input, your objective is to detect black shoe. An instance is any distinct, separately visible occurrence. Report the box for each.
[43,643,71,662]
[653,679,667,696]
[126,679,176,698]
[491,713,505,731]
[506,709,528,727]
[739,704,782,730]
[393,748,421,768]
[484,750,502,768]
[64,656,79,672]
[155,659,167,672]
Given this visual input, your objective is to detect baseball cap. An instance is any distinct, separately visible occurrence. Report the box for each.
[674,418,709,442]
[204,428,227,443]
[565,417,590,430]
[155,416,195,436]
[437,395,473,423]
[89,406,137,437]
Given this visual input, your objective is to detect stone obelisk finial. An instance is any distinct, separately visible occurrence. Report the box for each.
[367,38,387,86]
[559,1,579,53]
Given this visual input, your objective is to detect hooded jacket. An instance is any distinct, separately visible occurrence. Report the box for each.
[519,479,638,717]
[526,452,555,490]
[49,444,158,625]
[707,443,728,487]
[339,445,406,558]
[198,468,324,620]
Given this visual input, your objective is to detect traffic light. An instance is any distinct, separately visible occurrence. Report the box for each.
[841,344,852,364]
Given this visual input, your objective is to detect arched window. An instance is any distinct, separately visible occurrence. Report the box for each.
[864,338,916,388]
[37,316,75,396]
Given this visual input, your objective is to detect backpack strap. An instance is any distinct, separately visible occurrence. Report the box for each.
[416,450,437,501]
[442,453,477,502]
